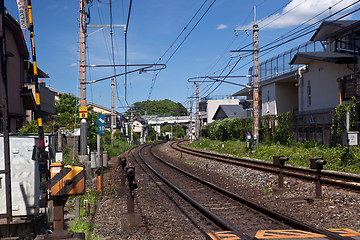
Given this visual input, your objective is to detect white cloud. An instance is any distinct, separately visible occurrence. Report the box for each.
[217,24,228,30]
[70,63,77,67]
[236,0,360,30]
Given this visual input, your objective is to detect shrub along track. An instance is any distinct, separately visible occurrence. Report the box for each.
[171,141,360,192]
[128,142,347,239]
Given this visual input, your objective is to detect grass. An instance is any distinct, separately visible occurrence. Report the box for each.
[180,158,197,166]
[68,218,101,240]
[188,138,360,174]
[66,190,102,239]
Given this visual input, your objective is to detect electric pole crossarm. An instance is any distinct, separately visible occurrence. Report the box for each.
[88,24,126,28]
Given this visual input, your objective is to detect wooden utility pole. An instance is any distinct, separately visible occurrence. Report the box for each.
[79,0,87,155]
[252,22,259,151]
[189,100,193,143]
[196,82,200,142]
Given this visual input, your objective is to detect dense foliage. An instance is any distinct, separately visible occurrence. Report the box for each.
[208,117,252,141]
[161,124,185,138]
[207,113,293,145]
[128,99,187,116]
[331,96,357,145]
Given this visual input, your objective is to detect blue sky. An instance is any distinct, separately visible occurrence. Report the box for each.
[5,0,360,113]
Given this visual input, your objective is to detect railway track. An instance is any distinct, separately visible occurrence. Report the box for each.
[127,142,348,239]
[171,141,360,192]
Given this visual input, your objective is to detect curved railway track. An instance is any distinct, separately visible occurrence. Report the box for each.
[171,141,360,192]
[127,142,348,240]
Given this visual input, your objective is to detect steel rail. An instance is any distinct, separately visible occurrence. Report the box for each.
[149,142,347,240]
[172,142,360,191]
[134,143,252,239]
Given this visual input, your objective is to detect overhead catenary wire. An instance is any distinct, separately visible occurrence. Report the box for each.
[200,1,360,97]
[230,0,359,74]
[124,0,133,106]
[148,0,218,100]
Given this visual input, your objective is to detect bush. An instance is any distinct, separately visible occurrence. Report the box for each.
[208,118,252,141]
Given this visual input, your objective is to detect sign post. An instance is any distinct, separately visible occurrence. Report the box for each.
[98,115,105,194]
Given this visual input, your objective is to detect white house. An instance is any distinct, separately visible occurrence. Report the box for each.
[233,20,360,145]
[199,96,242,126]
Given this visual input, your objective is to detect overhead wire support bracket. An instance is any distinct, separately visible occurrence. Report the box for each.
[84,64,166,84]
[188,75,252,88]
[87,24,126,36]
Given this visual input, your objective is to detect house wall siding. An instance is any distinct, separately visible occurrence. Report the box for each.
[276,82,298,114]
[6,25,25,118]
[301,61,352,112]
[261,84,276,116]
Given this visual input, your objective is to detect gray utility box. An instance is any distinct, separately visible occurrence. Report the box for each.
[0,134,54,217]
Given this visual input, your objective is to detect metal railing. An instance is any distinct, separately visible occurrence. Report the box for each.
[249,41,325,82]
[200,95,245,102]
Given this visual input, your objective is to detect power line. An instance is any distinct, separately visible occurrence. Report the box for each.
[124,0,133,106]
[156,0,210,64]
[260,0,310,29]
[148,0,218,100]
[202,1,360,97]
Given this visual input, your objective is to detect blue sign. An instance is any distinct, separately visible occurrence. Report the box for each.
[98,115,105,135]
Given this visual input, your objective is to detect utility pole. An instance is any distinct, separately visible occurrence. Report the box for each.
[252,8,260,151]
[111,78,115,146]
[79,0,87,155]
[130,104,134,144]
[0,1,12,224]
[189,100,193,143]
[196,82,200,142]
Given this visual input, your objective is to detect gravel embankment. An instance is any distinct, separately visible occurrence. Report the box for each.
[88,142,360,239]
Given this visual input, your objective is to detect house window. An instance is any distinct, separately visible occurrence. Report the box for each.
[307,80,311,106]
[267,91,270,113]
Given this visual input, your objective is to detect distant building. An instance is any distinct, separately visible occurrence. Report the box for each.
[199,96,242,126]
[87,102,125,131]
[212,105,248,121]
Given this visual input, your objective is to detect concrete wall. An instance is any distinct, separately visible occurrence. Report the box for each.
[299,61,353,112]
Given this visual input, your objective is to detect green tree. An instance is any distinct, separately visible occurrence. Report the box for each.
[128,99,187,116]
[147,125,157,141]
[55,93,79,115]
[19,120,38,133]
[160,124,185,139]
[87,106,100,151]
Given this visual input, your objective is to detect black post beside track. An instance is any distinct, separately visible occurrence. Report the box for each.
[172,141,360,192]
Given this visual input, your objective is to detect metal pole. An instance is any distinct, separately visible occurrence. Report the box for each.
[252,24,259,151]
[0,2,12,224]
[111,78,115,146]
[79,0,87,155]
[130,105,134,144]
[100,135,104,195]
[196,82,199,142]
[189,101,193,143]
